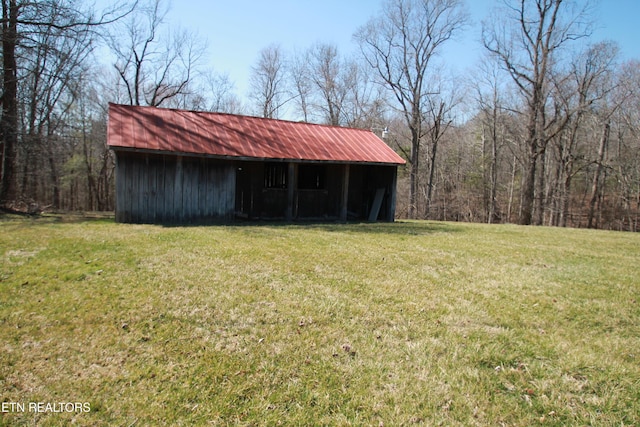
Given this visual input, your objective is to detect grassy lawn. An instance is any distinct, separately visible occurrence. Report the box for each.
[1,215,639,426]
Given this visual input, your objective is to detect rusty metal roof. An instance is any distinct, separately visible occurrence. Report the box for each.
[107,103,405,165]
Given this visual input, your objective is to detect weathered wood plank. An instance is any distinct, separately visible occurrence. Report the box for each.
[130,157,141,222]
[174,156,183,223]
[163,155,174,222]
[368,187,385,222]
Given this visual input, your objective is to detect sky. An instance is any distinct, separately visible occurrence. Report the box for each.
[110,0,640,102]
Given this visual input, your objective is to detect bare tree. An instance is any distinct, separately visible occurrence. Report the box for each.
[109,0,205,107]
[201,71,242,114]
[289,48,313,122]
[355,0,467,218]
[482,0,593,225]
[550,41,618,226]
[288,44,384,128]
[307,43,347,126]
[249,44,290,119]
[473,60,507,223]
[422,74,462,218]
[340,58,389,129]
[612,60,640,231]
[0,0,134,205]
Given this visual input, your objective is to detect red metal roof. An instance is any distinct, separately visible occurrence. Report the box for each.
[107,103,405,165]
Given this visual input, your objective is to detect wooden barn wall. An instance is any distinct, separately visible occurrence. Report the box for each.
[115,152,235,224]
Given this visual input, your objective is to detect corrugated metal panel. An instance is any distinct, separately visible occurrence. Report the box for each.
[107,103,406,165]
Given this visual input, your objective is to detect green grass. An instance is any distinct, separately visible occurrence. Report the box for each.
[1,215,639,426]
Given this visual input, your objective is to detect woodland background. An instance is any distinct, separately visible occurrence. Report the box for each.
[1,0,638,230]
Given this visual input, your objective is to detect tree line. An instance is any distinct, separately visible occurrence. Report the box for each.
[1,0,638,231]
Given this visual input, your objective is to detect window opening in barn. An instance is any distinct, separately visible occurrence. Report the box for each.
[264,163,288,189]
[298,164,326,190]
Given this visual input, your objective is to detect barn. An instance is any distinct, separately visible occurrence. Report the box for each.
[107,103,405,224]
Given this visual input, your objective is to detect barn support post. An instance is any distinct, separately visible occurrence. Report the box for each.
[286,162,296,221]
[340,164,350,222]
[388,166,398,221]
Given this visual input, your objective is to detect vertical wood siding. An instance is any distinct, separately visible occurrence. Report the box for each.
[115,152,399,224]
[115,152,235,224]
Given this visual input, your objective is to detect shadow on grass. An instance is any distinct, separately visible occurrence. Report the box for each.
[0,211,116,225]
[224,219,464,236]
[1,211,462,236]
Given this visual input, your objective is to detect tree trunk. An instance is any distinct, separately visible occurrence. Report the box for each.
[588,121,610,228]
[520,142,538,225]
[424,131,440,220]
[520,99,543,226]
[507,154,517,223]
[481,126,490,222]
[47,147,60,209]
[560,171,573,227]
[489,122,499,223]
[82,124,98,210]
[408,125,420,219]
[534,146,547,225]
[0,0,19,203]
